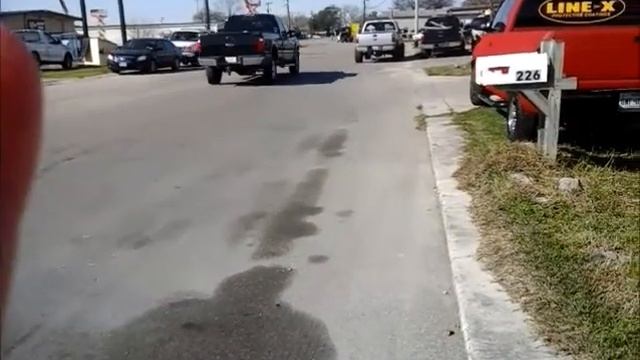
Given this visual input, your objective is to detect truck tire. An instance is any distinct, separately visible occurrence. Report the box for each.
[421,50,431,58]
[469,77,484,106]
[206,67,222,85]
[355,49,363,63]
[62,53,73,70]
[262,57,277,84]
[394,44,405,61]
[289,50,300,75]
[506,97,538,142]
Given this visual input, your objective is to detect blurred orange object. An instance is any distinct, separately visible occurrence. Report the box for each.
[0,25,42,316]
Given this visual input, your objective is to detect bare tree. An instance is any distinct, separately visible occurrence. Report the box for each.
[392,0,453,9]
[342,5,362,23]
[462,0,495,6]
[216,0,240,17]
[127,19,158,39]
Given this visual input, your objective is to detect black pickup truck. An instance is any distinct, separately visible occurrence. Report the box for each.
[198,14,300,85]
[419,15,465,58]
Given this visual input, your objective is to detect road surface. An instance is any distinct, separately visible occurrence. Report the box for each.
[3,40,470,360]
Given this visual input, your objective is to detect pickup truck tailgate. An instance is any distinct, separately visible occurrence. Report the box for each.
[358,33,394,47]
[474,27,640,90]
[200,33,260,57]
[422,28,460,44]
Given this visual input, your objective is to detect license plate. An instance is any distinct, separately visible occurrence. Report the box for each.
[619,92,640,112]
[118,62,127,68]
[225,57,238,64]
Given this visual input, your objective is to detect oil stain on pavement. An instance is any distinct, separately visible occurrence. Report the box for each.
[319,129,348,158]
[253,168,329,259]
[103,266,337,360]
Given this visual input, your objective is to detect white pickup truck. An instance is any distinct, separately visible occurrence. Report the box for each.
[355,20,405,63]
[13,29,74,69]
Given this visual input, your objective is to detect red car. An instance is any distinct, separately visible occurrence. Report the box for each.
[470,0,640,141]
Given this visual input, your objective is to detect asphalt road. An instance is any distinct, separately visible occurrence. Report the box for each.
[3,40,470,360]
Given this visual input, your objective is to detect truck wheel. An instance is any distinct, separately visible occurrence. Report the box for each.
[421,50,431,58]
[469,75,485,106]
[262,58,277,84]
[62,53,73,70]
[355,50,363,63]
[394,44,405,61]
[206,67,222,85]
[506,97,538,142]
[289,51,300,75]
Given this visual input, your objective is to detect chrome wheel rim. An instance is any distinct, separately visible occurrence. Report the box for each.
[507,100,518,135]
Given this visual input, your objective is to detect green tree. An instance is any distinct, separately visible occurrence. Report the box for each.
[309,6,341,31]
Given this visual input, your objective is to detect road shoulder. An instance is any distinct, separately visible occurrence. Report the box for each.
[425,114,558,359]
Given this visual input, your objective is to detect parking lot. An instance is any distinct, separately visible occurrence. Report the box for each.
[4,40,473,359]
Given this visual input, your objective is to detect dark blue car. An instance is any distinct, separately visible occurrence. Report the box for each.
[108,38,181,74]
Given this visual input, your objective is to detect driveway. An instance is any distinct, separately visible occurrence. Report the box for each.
[3,40,470,360]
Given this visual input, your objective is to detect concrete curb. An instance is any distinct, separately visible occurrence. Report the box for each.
[43,73,116,86]
[425,115,559,360]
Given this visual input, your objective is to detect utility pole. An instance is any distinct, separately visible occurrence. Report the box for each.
[362,0,367,26]
[414,0,419,34]
[204,0,211,30]
[285,0,292,29]
[79,0,89,38]
[117,0,127,44]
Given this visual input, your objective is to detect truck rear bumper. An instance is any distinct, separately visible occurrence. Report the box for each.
[421,41,463,50]
[356,45,396,52]
[199,55,266,67]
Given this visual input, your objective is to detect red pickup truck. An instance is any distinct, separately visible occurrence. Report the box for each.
[471,0,640,141]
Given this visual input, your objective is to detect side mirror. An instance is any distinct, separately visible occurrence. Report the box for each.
[52,38,62,45]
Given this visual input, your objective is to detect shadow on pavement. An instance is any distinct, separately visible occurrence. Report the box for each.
[223,71,358,87]
[103,266,337,360]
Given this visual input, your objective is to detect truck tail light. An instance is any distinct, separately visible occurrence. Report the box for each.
[193,39,202,54]
[254,37,265,53]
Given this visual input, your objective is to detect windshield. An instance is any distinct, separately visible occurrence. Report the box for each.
[515,0,640,27]
[425,16,460,29]
[170,32,199,41]
[15,31,40,43]
[363,22,396,32]
[121,39,156,49]
[224,15,279,33]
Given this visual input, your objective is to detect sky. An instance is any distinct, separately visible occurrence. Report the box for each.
[1,0,393,24]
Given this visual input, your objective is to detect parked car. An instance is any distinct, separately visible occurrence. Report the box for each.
[419,15,465,58]
[169,31,202,66]
[107,38,181,74]
[471,0,640,141]
[13,29,74,69]
[355,20,405,63]
[198,14,300,85]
